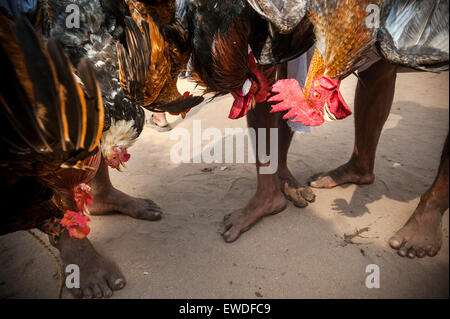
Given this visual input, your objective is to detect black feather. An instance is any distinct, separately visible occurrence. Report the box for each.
[0,14,104,177]
[13,15,69,151]
[116,17,152,105]
[47,39,86,150]
[77,58,104,152]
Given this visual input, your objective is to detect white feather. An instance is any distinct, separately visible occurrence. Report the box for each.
[101,120,137,158]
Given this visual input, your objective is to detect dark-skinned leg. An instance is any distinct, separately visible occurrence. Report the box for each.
[277,65,316,207]
[309,59,397,188]
[219,99,287,243]
[219,64,314,242]
[46,193,125,299]
[88,158,162,221]
[390,134,449,258]
[49,230,126,298]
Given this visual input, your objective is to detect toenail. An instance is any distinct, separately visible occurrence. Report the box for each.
[115,278,125,289]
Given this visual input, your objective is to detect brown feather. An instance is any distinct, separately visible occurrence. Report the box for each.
[308,0,381,80]
[125,0,176,25]
[211,20,252,94]
[0,16,35,106]
[125,1,171,106]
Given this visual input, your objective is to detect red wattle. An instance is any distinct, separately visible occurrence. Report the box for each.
[316,77,351,120]
[229,92,251,119]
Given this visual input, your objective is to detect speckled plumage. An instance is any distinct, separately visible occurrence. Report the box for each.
[49,0,144,136]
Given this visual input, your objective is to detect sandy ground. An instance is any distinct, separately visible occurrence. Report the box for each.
[0,71,448,299]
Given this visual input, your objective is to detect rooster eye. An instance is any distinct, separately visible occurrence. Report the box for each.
[313,92,320,99]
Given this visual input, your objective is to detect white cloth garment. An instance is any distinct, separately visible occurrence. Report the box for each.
[286,45,315,133]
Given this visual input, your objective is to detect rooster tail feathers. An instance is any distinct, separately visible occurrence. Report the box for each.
[13,15,70,151]
[0,14,104,175]
[117,15,161,106]
[0,15,54,154]
[46,39,87,150]
[77,58,104,153]
[117,16,152,104]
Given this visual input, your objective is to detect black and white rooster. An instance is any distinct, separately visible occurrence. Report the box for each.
[48,0,144,171]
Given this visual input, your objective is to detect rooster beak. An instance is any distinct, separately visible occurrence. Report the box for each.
[323,102,336,122]
[121,161,127,169]
[117,165,123,172]
[251,96,256,109]
[84,207,91,216]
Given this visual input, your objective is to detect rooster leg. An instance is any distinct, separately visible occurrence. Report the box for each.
[309,59,397,188]
[49,230,125,299]
[219,65,289,243]
[87,157,162,221]
[390,134,448,258]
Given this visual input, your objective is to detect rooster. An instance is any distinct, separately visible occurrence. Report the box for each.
[0,14,104,238]
[46,0,146,171]
[269,0,377,126]
[269,0,449,126]
[185,0,314,119]
[185,0,276,119]
[116,0,204,116]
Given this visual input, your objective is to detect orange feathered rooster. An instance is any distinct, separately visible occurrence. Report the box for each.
[116,0,203,116]
[270,0,380,126]
[0,15,104,239]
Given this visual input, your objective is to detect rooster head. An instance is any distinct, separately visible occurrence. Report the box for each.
[61,183,93,239]
[308,77,352,123]
[104,145,130,171]
[269,76,351,126]
[229,52,274,119]
[61,210,91,239]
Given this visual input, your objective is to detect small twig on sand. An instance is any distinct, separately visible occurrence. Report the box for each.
[340,227,370,247]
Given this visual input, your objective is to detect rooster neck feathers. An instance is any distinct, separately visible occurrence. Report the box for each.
[100,119,138,159]
[308,0,381,80]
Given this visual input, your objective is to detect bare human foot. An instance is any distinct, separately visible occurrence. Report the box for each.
[309,60,396,190]
[279,167,315,207]
[219,175,287,243]
[308,162,375,189]
[390,135,448,258]
[89,187,162,221]
[89,159,162,221]
[50,231,126,298]
[389,208,442,258]
[152,112,168,127]
[147,112,171,132]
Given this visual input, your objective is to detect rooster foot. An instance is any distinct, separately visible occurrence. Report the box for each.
[50,231,126,299]
[279,168,315,208]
